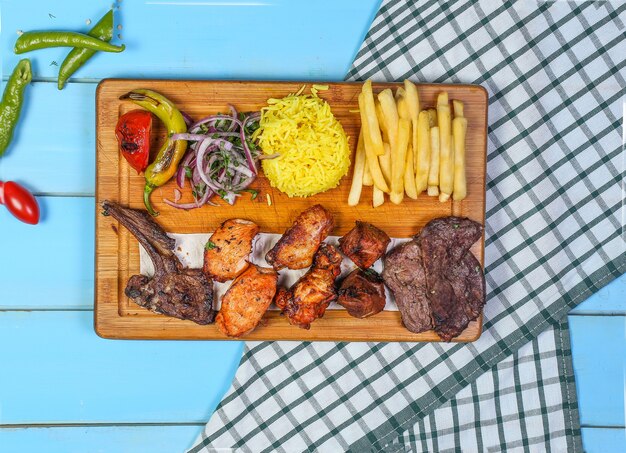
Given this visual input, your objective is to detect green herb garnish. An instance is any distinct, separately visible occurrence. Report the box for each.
[205,240,216,250]
[242,188,259,200]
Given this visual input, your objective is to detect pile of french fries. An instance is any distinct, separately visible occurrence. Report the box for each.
[348,80,468,207]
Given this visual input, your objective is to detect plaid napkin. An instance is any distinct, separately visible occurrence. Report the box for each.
[191,1,625,451]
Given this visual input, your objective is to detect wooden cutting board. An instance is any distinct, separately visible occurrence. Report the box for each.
[95,79,488,341]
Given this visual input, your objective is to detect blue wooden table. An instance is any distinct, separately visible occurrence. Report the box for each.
[0,1,624,451]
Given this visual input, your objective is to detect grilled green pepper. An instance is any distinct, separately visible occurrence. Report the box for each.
[119,89,188,216]
[0,59,32,157]
[15,31,124,54]
[58,10,114,90]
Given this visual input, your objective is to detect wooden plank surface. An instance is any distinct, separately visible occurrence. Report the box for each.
[570,315,626,426]
[0,83,96,195]
[1,0,380,81]
[1,426,623,453]
[0,311,243,424]
[0,196,94,310]
[95,79,487,342]
[580,428,626,453]
[0,425,203,453]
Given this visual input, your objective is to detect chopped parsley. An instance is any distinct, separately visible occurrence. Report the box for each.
[242,188,259,200]
[204,240,216,250]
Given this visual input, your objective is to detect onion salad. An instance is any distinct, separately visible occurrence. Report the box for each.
[164,106,266,210]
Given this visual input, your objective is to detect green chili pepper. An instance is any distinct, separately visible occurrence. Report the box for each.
[119,89,188,216]
[57,10,114,90]
[15,31,125,54]
[0,59,32,157]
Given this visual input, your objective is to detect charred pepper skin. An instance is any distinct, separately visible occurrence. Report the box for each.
[0,59,32,157]
[58,10,114,90]
[119,89,188,216]
[15,31,125,54]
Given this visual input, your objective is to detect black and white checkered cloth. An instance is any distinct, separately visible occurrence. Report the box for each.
[191,1,625,451]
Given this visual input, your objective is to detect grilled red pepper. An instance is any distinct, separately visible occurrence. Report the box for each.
[115,110,152,173]
[0,180,40,225]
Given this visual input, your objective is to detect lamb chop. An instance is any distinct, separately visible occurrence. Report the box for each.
[102,201,215,325]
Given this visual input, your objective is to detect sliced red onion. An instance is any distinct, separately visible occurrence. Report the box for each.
[172,133,212,142]
[190,114,242,131]
[163,199,201,210]
[176,165,186,189]
[181,111,194,128]
[173,189,182,203]
[167,111,261,211]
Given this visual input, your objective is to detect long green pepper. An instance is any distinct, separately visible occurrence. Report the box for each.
[0,59,32,157]
[58,10,114,90]
[15,31,124,54]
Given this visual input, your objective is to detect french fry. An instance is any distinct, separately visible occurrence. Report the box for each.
[395,86,406,100]
[427,126,440,196]
[358,92,389,192]
[404,80,420,171]
[437,92,454,202]
[377,89,399,151]
[380,142,392,184]
[404,142,418,199]
[373,185,385,207]
[427,108,437,127]
[452,100,468,201]
[363,154,373,186]
[390,118,411,204]
[375,100,389,144]
[439,135,454,202]
[361,80,385,156]
[348,129,366,206]
[415,110,431,194]
[395,88,418,199]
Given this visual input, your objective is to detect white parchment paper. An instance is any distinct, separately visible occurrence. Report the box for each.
[139,233,410,310]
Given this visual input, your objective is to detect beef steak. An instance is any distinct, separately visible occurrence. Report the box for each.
[381,241,433,333]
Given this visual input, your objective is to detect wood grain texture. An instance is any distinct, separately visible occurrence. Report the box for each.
[95,79,488,341]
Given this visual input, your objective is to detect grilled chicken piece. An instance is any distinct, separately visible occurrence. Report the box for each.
[339,221,390,268]
[274,243,342,329]
[266,204,334,270]
[203,219,260,282]
[337,268,386,318]
[102,201,215,325]
[216,264,278,337]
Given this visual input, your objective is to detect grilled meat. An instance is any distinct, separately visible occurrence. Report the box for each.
[382,241,433,333]
[339,221,390,268]
[216,264,278,337]
[337,268,386,318]
[203,219,259,282]
[274,243,342,329]
[102,201,215,325]
[382,217,485,340]
[266,204,334,270]
[417,217,485,341]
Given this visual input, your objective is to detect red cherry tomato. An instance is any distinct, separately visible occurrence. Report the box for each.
[115,110,152,173]
[0,181,40,225]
